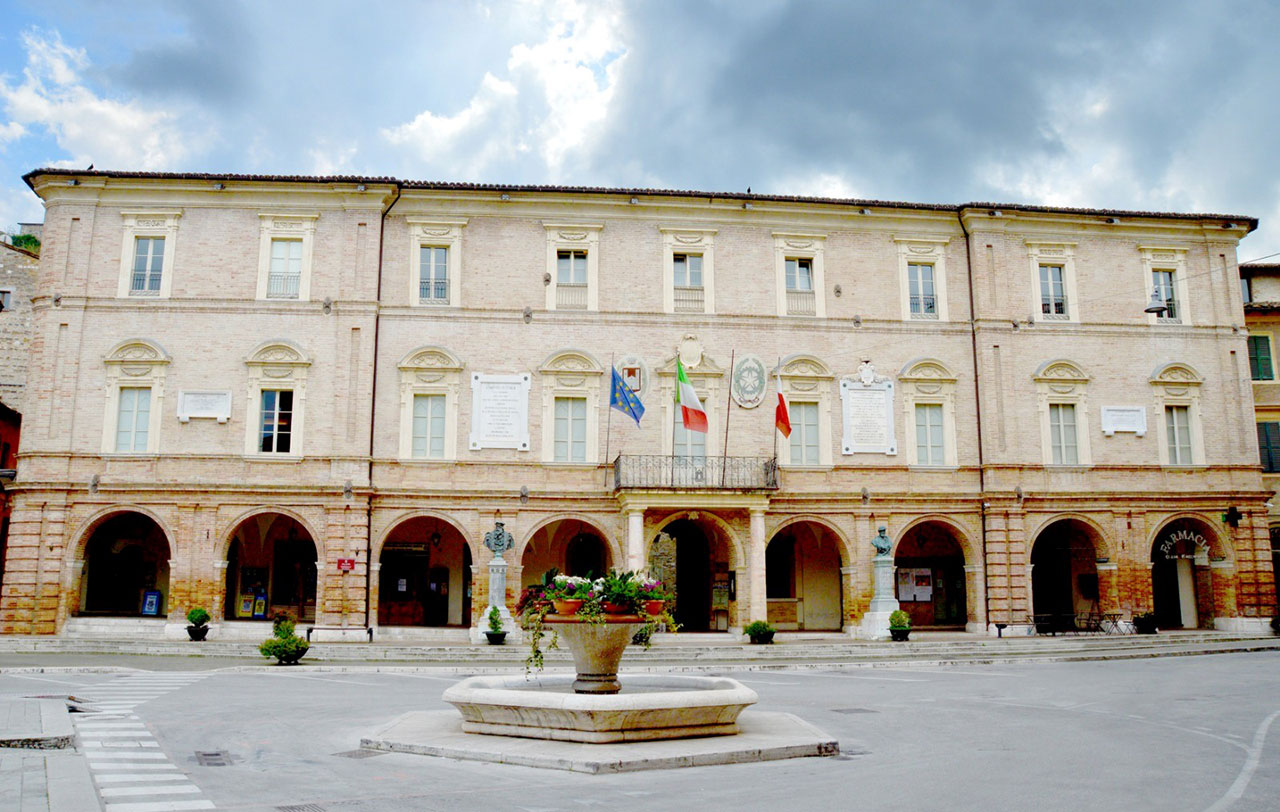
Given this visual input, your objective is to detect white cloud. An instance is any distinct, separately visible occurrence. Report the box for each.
[0,28,199,169]
[382,0,627,180]
[0,120,26,147]
[307,140,359,176]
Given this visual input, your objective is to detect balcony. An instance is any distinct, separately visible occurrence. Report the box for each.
[909,294,938,318]
[419,278,449,304]
[673,285,705,312]
[266,272,301,299]
[557,282,588,310]
[614,455,779,490]
[786,289,816,316]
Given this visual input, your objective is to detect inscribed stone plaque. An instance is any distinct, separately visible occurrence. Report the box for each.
[840,378,896,455]
[1100,406,1147,436]
[177,390,232,423]
[470,373,531,451]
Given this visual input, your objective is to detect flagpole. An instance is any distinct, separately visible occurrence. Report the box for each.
[603,353,615,489]
[721,349,734,487]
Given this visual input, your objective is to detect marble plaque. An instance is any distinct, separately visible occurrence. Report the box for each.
[840,379,896,455]
[177,390,232,423]
[1101,406,1146,436]
[470,373,531,451]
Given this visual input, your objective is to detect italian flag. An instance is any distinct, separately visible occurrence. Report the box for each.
[676,359,708,433]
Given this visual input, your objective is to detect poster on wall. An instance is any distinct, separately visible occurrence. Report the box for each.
[141,590,162,616]
[896,568,933,602]
[238,594,255,618]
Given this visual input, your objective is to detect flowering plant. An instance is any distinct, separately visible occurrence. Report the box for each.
[544,574,592,601]
[637,577,669,602]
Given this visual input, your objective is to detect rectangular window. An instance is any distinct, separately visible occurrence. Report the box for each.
[115,387,151,452]
[908,263,937,318]
[131,237,165,295]
[1249,335,1274,380]
[673,407,706,460]
[1039,264,1067,318]
[1166,405,1192,465]
[785,258,813,291]
[419,246,449,303]
[553,397,587,462]
[259,389,294,454]
[673,254,703,288]
[0,290,11,311]
[1049,403,1078,465]
[411,394,446,459]
[789,402,820,465]
[1154,269,1178,320]
[1242,276,1253,304]
[1258,422,1280,472]
[557,250,587,284]
[915,403,945,465]
[266,239,303,299]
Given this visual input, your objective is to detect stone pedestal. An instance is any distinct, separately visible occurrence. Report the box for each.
[856,554,899,640]
[548,616,645,694]
[469,555,516,643]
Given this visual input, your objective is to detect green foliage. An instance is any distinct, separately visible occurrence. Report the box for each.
[259,612,309,664]
[10,233,38,252]
[743,620,775,636]
[520,603,559,673]
[888,610,912,629]
[487,605,504,633]
[185,607,211,627]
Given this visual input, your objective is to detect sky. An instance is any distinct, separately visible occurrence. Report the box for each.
[1,0,1278,260]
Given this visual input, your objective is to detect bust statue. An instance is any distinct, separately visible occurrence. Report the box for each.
[483,521,515,558]
[872,525,891,556]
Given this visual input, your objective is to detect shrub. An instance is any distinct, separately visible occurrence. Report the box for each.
[487,606,504,633]
[743,620,774,636]
[888,610,912,629]
[186,607,211,627]
[259,614,309,664]
[11,233,39,253]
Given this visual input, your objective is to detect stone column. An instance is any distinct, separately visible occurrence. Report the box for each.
[1096,562,1119,613]
[627,510,645,571]
[748,509,767,623]
[367,562,382,630]
[213,560,228,632]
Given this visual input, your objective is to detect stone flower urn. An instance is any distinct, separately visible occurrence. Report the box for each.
[545,614,645,694]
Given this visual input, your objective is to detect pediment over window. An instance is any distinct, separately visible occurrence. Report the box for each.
[247,340,310,366]
[399,346,463,373]
[540,349,603,376]
[105,338,170,366]
[898,358,956,384]
[778,354,833,380]
[656,353,724,380]
[1033,359,1089,384]
[1150,362,1202,386]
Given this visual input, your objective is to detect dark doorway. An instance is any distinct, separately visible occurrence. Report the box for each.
[894,523,967,628]
[1152,556,1184,629]
[669,520,712,632]
[1030,522,1099,633]
[223,515,317,622]
[82,513,170,616]
[565,533,607,578]
[378,523,473,628]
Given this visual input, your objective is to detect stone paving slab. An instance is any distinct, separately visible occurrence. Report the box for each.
[362,709,844,774]
[0,700,74,749]
[0,751,98,812]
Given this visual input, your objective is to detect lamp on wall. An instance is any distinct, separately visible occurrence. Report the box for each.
[427,519,442,551]
[1144,287,1168,315]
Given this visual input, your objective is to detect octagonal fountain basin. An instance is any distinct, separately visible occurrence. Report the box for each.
[442,673,758,744]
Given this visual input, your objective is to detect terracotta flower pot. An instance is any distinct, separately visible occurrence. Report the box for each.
[643,599,665,616]
[552,599,584,615]
[603,602,630,614]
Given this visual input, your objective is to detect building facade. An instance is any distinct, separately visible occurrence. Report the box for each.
[1,168,1275,639]
[1240,262,1280,591]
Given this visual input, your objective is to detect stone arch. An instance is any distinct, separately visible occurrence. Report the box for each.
[71,505,176,562]
[104,338,171,363]
[397,345,463,371]
[540,348,604,374]
[217,506,323,563]
[649,510,746,570]
[516,513,621,568]
[246,338,311,365]
[777,354,832,378]
[898,357,956,381]
[1147,513,1228,630]
[892,514,977,564]
[767,514,852,567]
[1150,361,1203,385]
[1026,512,1115,562]
[373,510,474,561]
[1146,512,1230,563]
[1033,358,1090,383]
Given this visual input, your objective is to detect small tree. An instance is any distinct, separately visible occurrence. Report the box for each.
[11,233,39,253]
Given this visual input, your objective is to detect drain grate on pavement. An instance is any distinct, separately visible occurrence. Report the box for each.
[278,805,326,812]
[332,748,387,759]
[194,750,233,766]
[830,707,879,714]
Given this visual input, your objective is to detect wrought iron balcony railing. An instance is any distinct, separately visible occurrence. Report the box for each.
[909,294,938,318]
[614,454,779,490]
[557,282,588,310]
[786,289,816,316]
[419,278,449,304]
[673,285,705,312]
[266,272,301,299]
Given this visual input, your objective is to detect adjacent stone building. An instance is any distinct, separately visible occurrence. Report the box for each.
[1,168,1274,640]
[1240,262,1280,589]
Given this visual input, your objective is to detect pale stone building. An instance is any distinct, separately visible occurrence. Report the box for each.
[1,168,1274,640]
[1240,261,1280,590]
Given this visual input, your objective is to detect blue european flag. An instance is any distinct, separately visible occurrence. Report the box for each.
[610,367,645,426]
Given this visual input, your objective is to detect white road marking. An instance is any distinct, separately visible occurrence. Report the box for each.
[103,801,215,811]
[96,774,190,783]
[100,785,202,797]
[1203,709,1280,812]
[89,763,180,770]
[1,673,89,686]
[84,753,170,760]
[81,731,157,738]
[255,673,379,686]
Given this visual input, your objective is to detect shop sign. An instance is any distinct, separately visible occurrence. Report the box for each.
[141,590,162,616]
[337,558,356,572]
[1156,528,1208,559]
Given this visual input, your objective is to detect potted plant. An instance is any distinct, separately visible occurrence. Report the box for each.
[744,619,775,644]
[638,577,668,616]
[258,612,309,665]
[485,606,507,645]
[888,609,912,641]
[1269,613,1278,635]
[599,571,642,614]
[185,607,211,641]
[545,574,589,615]
[1132,611,1159,634]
